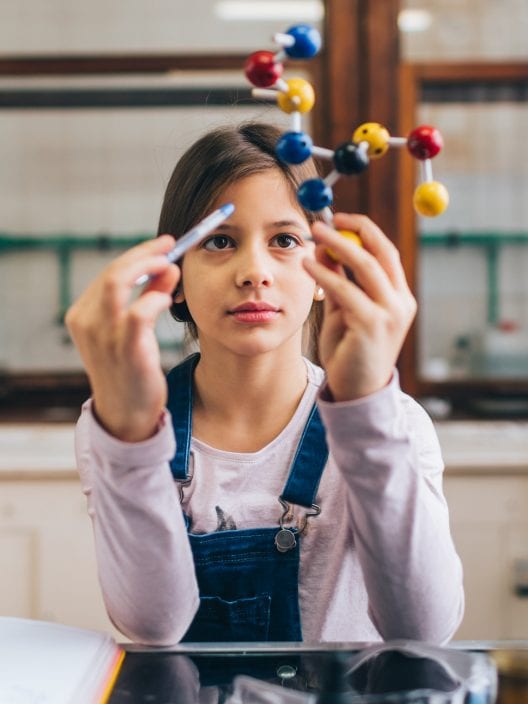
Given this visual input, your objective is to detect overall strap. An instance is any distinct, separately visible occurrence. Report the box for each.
[280,403,328,508]
[166,352,329,505]
[166,352,200,480]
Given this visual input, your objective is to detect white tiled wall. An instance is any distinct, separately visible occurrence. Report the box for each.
[0,0,323,55]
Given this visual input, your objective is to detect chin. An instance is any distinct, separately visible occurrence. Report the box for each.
[223,330,292,358]
[228,341,281,358]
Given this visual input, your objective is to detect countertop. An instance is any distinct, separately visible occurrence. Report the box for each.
[0,423,77,478]
[435,420,528,474]
[1,420,528,478]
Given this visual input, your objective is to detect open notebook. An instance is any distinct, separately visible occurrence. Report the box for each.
[0,617,124,704]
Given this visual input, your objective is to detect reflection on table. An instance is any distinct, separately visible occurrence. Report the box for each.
[109,641,502,703]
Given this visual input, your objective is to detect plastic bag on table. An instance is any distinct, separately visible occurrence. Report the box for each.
[227,641,497,704]
[345,640,497,704]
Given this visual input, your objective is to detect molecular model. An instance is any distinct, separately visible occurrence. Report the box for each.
[244,24,449,227]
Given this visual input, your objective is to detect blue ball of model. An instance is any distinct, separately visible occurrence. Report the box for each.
[285,24,322,59]
[276,131,313,164]
[297,178,333,211]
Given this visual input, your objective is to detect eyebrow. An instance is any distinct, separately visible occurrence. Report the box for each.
[215,220,307,232]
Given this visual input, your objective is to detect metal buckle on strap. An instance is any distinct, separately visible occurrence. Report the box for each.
[274,498,321,553]
[176,469,193,503]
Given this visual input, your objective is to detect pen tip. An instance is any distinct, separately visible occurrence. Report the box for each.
[221,203,235,216]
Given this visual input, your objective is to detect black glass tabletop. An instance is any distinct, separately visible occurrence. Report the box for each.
[109,643,494,703]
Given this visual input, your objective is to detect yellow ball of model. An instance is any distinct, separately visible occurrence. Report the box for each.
[277,78,315,114]
[413,181,449,217]
[352,122,390,159]
[326,230,363,262]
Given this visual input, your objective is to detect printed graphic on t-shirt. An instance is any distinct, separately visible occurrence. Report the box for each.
[215,505,237,531]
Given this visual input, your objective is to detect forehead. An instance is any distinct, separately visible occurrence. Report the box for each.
[212,169,307,221]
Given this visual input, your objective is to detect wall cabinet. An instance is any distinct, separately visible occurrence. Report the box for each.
[0,425,121,639]
[0,476,121,639]
[444,474,528,639]
[440,420,528,639]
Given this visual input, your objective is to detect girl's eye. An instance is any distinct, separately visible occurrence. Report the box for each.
[271,233,301,249]
[202,235,234,251]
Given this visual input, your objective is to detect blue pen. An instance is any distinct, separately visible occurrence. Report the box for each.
[135,202,235,286]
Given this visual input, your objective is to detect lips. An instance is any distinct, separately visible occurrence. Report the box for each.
[228,301,280,323]
[230,301,279,313]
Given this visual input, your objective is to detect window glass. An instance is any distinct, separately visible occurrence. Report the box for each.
[416,96,528,381]
[400,0,528,61]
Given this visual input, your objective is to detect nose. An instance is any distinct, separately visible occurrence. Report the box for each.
[235,243,274,288]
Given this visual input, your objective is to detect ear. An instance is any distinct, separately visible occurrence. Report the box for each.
[173,284,185,304]
[313,285,325,302]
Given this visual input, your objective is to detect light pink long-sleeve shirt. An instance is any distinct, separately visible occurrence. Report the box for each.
[75,360,464,645]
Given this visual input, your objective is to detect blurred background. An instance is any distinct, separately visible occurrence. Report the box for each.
[2,0,528,642]
[2,0,528,419]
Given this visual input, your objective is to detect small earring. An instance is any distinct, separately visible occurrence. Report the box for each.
[314,286,325,301]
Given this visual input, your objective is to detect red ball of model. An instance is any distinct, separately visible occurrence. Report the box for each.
[244,51,283,88]
[407,125,443,160]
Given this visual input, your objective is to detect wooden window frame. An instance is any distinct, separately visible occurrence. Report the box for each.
[397,62,528,406]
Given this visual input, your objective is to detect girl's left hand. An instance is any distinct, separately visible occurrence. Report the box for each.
[302,213,417,402]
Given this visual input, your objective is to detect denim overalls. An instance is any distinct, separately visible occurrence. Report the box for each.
[166,353,328,642]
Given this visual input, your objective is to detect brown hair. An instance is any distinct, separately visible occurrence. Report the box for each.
[157,121,324,359]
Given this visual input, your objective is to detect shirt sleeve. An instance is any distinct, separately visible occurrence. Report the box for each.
[75,399,199,645]
[317,371,464,644]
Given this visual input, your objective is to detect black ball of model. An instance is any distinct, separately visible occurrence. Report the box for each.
[333,141,369,175]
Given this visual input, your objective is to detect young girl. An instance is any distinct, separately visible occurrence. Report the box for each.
[66,122,464,645]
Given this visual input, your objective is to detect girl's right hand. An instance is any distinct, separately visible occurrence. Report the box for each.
[65,235,180,442]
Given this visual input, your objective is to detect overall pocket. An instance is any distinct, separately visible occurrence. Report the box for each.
[183,593,272,642]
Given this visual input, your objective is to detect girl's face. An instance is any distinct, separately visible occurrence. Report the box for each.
[179,169,317,359]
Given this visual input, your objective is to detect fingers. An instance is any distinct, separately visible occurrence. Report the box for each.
[316,214,409,291]
[142,261,180,295]
[303,256,377,323]
[121,234,176,261]
[125,290,175,343]
[66,236,181,337]
[309,221,396,307]
[305,215,416,333]
[128,244,181,329]
[125,266,179,345]
[108,235,178,289]
[95,237,180,318]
